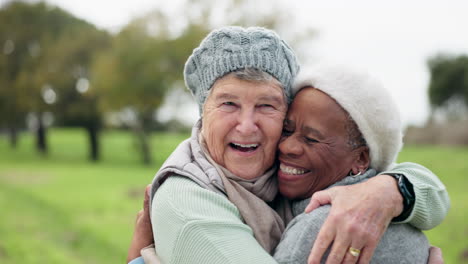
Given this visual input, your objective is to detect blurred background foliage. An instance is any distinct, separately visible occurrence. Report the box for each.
[1,0,467,263]
[0,0,314,165]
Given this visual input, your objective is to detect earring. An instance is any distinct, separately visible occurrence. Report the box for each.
[349,170,362,177]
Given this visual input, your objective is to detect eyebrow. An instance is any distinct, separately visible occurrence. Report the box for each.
[285,118,325,139]
[215,93,239,101]
[303,126,325,140]
[258,95,285,105]
[215,93,284,105]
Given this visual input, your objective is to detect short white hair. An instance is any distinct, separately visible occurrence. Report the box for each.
[202,68,288,115]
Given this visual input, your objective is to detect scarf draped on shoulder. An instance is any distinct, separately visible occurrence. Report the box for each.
[198,131,292,254]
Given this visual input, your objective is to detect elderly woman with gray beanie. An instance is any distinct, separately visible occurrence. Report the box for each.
[273,65,437,263]
[127,26,449,264]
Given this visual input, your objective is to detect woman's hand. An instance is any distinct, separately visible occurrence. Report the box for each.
[127,184,154,263]
[428,246,444,264]
[304,175,403,264]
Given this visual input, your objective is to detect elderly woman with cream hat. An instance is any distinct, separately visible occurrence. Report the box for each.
[127,26,449,264]
[273,65,439,263]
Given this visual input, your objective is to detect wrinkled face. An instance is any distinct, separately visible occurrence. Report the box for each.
[278,87,363,200]
[202,74,287,180]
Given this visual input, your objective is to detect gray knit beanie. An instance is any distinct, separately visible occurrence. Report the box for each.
[184,26,300,113]
[293,64,403,172]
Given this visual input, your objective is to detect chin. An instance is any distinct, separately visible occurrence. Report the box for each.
[230,166,260,180]
[279,186,303,200]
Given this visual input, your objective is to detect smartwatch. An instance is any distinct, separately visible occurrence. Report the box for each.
[385,173,415,222]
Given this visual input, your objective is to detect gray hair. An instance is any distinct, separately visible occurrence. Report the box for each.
[202,68,288,113]
[232,68,288,105]
[345,114,367,150]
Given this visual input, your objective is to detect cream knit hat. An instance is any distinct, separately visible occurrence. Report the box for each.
[293,65,403,171]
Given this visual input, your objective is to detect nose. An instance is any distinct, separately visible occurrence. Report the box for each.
[236,108,258,135]
[279,134,303,157]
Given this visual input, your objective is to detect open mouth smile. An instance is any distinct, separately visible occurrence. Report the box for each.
[229,142,259,153]
[279,163,310,175]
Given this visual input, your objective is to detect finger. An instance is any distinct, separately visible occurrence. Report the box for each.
[308,219,336,264]
[304,199,322,214]
[342,241,366,264]
[143,184,151,212]
[324,232,351,264]
[356,222,382,264]
[428,246,444,264]
[146,184,151,197]
[341,220,369,264]
[342,247,363,264]
[357,242,378,264]
[136,209,144,223]
[305,190,332,213]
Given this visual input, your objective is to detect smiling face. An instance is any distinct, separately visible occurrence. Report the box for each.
[201,74,287,180]
[278,87,369,200]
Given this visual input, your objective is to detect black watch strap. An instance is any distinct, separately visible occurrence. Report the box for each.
[385,173,415,222]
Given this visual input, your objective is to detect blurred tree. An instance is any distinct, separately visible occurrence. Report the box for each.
[0,1,110,160]
[0,1,78,153]
[428,54,468,121]
[34,23,110,161]
[92,10,208,165]
[0,0,44,148]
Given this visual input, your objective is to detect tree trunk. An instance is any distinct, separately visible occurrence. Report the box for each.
[86,125,100,162]
[8,125,18,148]
[134,124,152,165]
[36,113,47,155]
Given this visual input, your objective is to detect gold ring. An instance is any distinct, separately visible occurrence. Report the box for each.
[349,247,361,257]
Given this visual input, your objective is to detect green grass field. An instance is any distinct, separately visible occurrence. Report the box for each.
[0,128,467,263]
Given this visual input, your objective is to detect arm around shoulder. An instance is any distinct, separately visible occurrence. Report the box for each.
[383,162,450,229]
[152,176,277,264]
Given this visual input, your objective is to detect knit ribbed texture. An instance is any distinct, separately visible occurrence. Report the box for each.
[184,26,300,113]
[152,176,277,264]
[383,162,450,230]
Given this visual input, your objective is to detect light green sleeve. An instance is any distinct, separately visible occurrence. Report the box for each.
[152,176,277,264]
[381,162,450,230]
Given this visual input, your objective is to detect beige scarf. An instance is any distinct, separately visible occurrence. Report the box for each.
[199,135,292,254]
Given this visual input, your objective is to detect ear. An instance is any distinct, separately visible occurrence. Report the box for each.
[350,146,370,174]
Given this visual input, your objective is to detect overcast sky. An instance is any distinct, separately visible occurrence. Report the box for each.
[4,0,468,127]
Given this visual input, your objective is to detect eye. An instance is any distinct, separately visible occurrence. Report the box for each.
[304,137,318,144]
[259,104,274,109]
[282,128,293,137]
[257,104,276,113]
[219,101,237,111]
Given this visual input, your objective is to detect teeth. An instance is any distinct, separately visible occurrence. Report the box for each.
[280,163,307,175]
[232,143,258,148]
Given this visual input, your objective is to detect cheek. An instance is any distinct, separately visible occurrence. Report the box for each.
[263,115,285,144]
[202,114,224,153]
[308,146,337,171]
[203,109,231,135]
[314,147,352,177]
